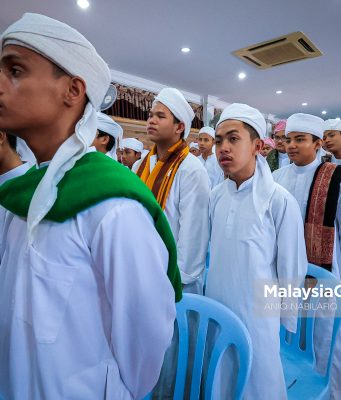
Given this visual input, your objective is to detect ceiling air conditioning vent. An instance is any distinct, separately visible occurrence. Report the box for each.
[233,32,323,69]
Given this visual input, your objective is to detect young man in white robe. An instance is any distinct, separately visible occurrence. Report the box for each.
[324,119,341,165]
[189,141,200,157]
[273,113,341,399]
[198,126,224,188]
[121,138,143,169]
[93,111,123,160]
[205,103,307,399]
[0,13,181,400]
[134,87,210,295]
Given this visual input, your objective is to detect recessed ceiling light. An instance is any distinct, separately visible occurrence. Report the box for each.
[77,0,90,9]
[322,110,327,115]
[238,72,246,80]
[276,90,282,94]
[181,47,191,53]
[302,102,308,106]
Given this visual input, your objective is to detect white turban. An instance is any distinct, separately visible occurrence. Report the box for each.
[1,13,111,243]
[97,112,123,158]
[216,103,266,139]
[153,88,194,139]
[199,126,215,139]
[325,119,341,132]
[285,113,325,139]
[189,142,199,150]
[122,138,144,153]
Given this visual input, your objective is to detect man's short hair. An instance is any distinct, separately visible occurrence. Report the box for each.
[243,122,260,141]
[6,133,17,151]
[52,64,69,79]
[97,129,115,151]
[173,115,185,138]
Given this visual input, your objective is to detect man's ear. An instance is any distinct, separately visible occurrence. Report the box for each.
[255,138,264,154]
[175,122,186,137]
[63,76,87,107]
[97,135,110,146]
[314,138,322,151]
[0,132,5,145]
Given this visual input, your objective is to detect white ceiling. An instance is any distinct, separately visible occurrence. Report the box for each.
[1,0,341,118]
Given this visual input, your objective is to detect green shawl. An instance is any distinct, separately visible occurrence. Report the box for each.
[0,152,182,301]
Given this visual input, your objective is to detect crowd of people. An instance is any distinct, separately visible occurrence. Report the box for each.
[0,12,340,400]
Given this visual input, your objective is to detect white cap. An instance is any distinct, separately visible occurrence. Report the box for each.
[189,142,199,149]
[216,103,266,139]
[97,112,123,139]
[199,126,215,139]
[324,119,341,132]
[153,88,194,139]
[285,113,325,139]
[122,138,143,153]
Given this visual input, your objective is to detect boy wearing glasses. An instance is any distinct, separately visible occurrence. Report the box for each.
[267,120,290,172]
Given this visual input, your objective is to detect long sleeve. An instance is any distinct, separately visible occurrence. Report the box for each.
[273,188,308,332]
[90,199,176,399]
[177,165,210,285]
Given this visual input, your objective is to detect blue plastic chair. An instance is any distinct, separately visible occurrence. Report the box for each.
[280,264,341,399]
[144,293,252,400]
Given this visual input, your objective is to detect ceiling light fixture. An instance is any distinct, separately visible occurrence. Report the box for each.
[276,90,282,94]
[238,72,246,80]
[321,110,327,115]
[302,102,308,106]
[77,0,90,9]
[181,47,191,53]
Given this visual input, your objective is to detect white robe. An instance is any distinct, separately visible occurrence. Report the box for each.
[273,157,341,399]
[197,153,224,189]
[206,156,307,399]
[278,151,290,168]
[134,153,210,294]
[332,155,341,166]
[0,197,176,400]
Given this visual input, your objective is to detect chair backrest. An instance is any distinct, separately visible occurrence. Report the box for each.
[280,263,341,376]
[173,293,252,400]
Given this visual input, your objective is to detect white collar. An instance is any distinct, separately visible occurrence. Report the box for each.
[0,162,30,185]
[292,157,320,174]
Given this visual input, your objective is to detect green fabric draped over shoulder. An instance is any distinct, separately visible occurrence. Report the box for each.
[0,152,182,302]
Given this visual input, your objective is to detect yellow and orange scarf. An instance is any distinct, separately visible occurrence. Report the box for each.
[137,139,189,210]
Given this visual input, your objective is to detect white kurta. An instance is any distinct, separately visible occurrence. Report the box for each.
[197,153,224,189]
[332,155,341,166]
[273,157,341,398]
[206,157,307,399]
[273,157,341,278]
[134,153,210,294]
[278,151,290,168]
[0,197,176,400]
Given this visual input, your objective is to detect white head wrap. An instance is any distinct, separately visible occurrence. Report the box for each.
[285,113,324,139]
[1,13,111,243]
[324,119,341,132]
[122,138,144,153]
[216,103,266,139]
[189,142,199,150]
[97,112,123,158]
[199,126,215,139]
[153,88,194,139]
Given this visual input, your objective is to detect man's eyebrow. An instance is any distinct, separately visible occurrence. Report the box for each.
[0,53,25,64]
[216,129,239,137]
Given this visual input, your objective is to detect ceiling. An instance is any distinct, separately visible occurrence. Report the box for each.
[1,0,340,118]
